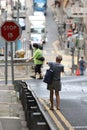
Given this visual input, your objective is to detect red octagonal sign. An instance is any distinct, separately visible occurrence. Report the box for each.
[0,20,21,42]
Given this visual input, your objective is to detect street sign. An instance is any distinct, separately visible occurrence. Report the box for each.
[0,20,21,42]
[67,29,73,37]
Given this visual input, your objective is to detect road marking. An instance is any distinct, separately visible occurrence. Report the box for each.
[39,98,74,130]
[54,107,74,130]
[39,98,65,130]
[73,126,87,129]
[46,99,74,130]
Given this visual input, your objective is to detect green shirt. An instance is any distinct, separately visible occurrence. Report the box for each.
[33,48,43,65]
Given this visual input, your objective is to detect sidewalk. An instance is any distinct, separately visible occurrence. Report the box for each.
[0,84,28,130]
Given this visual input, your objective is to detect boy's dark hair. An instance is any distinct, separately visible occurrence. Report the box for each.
[81,57,83,59]
[33,43,39,49]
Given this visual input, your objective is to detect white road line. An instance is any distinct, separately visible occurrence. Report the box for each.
[73,126,87,129]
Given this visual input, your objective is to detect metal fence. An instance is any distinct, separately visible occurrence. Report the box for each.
[0,60,34,80]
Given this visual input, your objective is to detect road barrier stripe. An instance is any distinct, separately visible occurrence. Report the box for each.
[39,98,74,130]
[39,98,65,130]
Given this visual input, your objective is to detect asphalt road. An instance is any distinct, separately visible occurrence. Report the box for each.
[0,75,87,130]
[26,75,87,130]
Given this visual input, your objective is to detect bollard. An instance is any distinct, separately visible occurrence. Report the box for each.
[18,81,51,130]
[21,88,32,110]
[37,121,50,130]
[27,106,40,128]
[25,98,37,121]
[28,111,50,130]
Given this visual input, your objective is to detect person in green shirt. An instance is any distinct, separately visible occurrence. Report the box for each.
[27,43,44,79]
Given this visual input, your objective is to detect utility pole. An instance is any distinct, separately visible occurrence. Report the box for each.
[15,0,20,53]
[17,0,19,23]
[77,47,80,65]
[70,47,75,74]
[4,8,8,84]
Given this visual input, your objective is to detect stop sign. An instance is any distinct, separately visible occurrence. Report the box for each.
[0,20,21,42]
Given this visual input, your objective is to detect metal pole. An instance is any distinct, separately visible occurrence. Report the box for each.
[10,42,14,84]
[17,0,19,23]
[5,10,8,84]
[71,48,75,74]
[77,47,80,65]
[15,0,20,52]
[72,51,74,74]
[5,42,8,84]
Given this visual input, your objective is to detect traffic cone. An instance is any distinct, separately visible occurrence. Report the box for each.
[76,69,80,76]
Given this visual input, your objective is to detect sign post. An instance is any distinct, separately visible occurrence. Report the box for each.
[0,20,21,84]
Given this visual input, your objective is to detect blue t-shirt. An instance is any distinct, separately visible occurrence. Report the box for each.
[79,59,85,68]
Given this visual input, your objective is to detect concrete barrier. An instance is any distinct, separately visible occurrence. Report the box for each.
[0,117,21,130]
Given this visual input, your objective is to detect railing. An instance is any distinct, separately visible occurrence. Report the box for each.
[0,59,34,79]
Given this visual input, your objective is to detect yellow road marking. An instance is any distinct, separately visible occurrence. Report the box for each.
[39,98,74,130]
[45,99,74,130]
[54,107,74,130]
[39,98,65,130]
